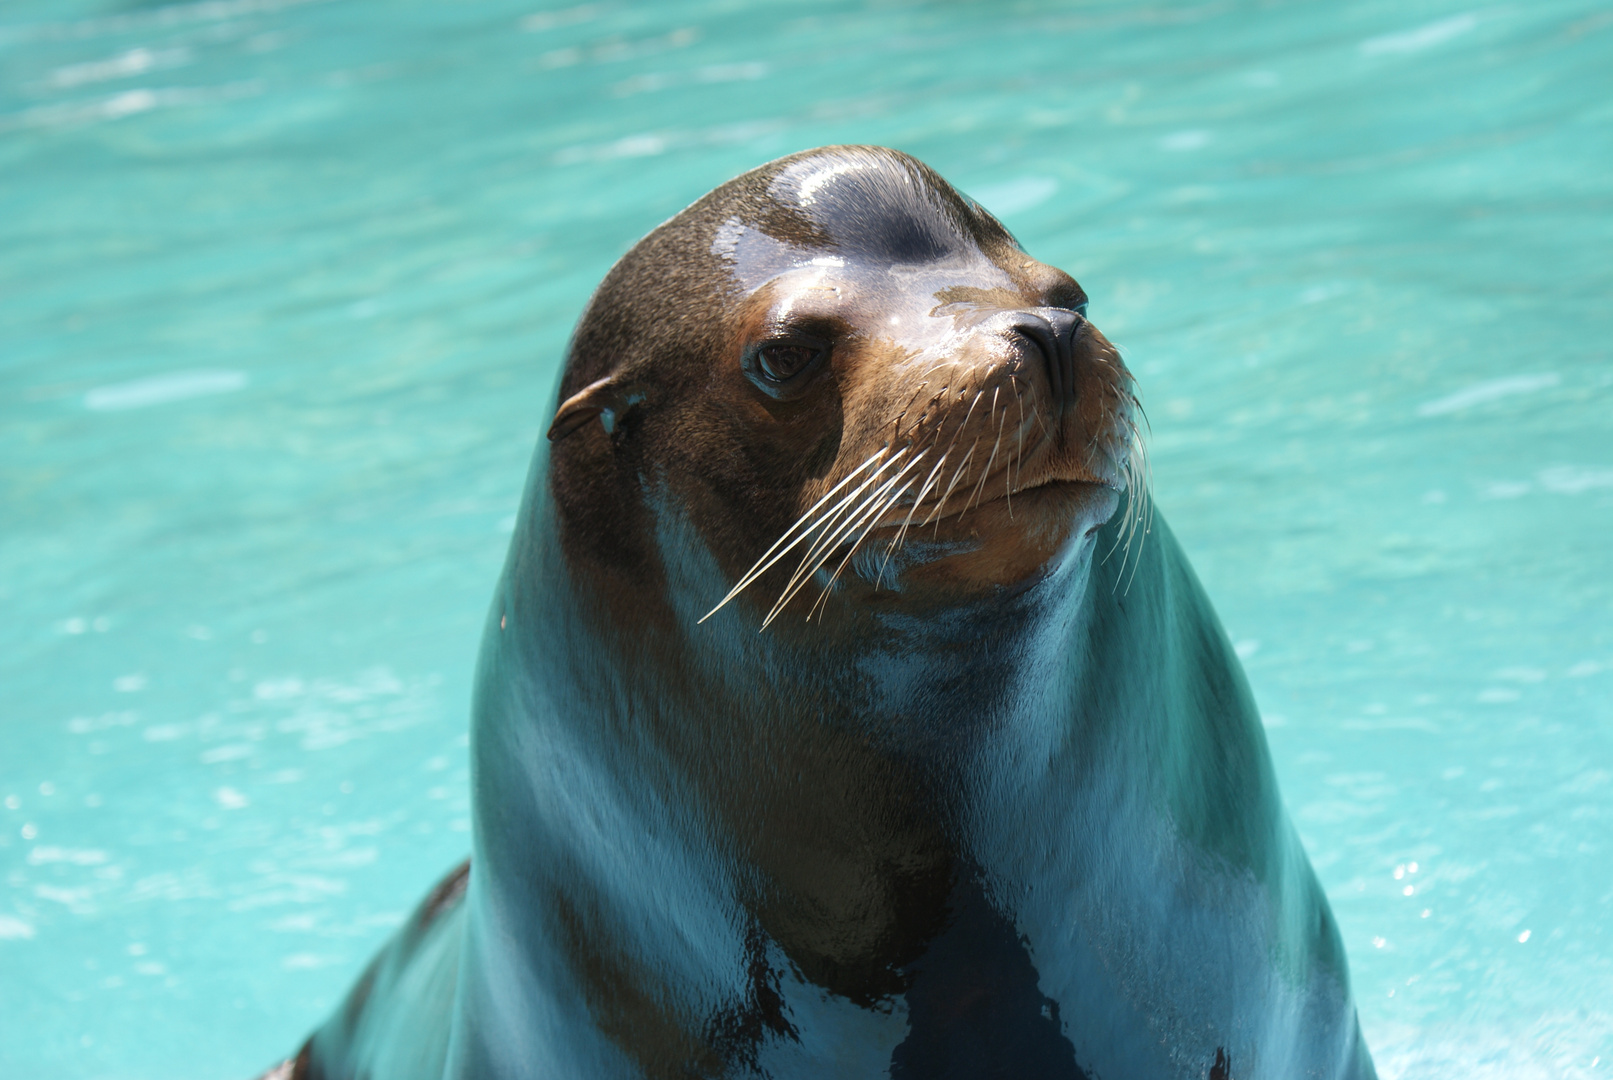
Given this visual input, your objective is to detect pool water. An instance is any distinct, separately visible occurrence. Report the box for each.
[2,0,1609,1076]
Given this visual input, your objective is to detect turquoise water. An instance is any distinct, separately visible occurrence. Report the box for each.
[2,0,1609,1075]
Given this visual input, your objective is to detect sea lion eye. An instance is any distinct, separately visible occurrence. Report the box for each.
[748,338,827,387]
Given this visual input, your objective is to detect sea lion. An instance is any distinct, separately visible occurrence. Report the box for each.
[265,145,1377,1079]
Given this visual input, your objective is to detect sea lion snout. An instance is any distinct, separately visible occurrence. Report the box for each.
[888,301,1130,500]
[1008,307,1087,408]
[976,306,1088,409]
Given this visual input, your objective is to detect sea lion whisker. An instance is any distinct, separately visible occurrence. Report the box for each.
[1103,406,1153,595]
[929,404,972,473]
[807,476,920,621]
[1121,431,1155,596]
[1102,446,1136,561]
[929,444,974,525]
[889,383,933,439]
[897,449,950,532]
[917,388,983,527]
[876,452,950,585]
[907,409,972,530]
[765,453,928,625]
[992,391,1013,516]
[968,428,1004,515]
[904,388,950,443]
[839,477,918,589]
[952,387,986,443]
[916,359,961,381]
[925,437,979,531]
[768,504,882,627]
[1105,451,1138,550]
[750,448,890,557]
[1023,403,1042,478]
[700,449,897,622]
[1009,376,1026,511]
[1031,399,1051,439]
[767,458,927,627]
[1117,495,1148,594]
[702,450,893,619]
[772,452,920,606]
[1081,431,1103,479]
[961,410,1005,518]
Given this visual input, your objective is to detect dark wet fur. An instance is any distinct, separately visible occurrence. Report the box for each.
[265,147,1376,1080]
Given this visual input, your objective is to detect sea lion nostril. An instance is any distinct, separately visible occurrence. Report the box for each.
[1008,310,1081,406]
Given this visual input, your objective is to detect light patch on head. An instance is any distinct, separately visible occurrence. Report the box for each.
[792,159,870,204]
[711,215,802,290]
[712,216,746,261]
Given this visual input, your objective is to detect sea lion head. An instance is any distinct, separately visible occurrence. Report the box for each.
[545,145,1143,633]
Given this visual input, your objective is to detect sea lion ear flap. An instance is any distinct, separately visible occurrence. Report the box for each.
[547,375,646,442]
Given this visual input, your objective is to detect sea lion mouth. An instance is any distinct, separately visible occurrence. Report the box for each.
[871,466,1117,528]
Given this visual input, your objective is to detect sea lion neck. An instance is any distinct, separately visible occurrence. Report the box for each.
[476,477,1108,1041]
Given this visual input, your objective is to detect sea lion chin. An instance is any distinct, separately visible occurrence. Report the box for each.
[263,146,1377,1080]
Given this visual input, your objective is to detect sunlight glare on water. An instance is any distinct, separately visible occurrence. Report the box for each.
[1,0,1609,1076]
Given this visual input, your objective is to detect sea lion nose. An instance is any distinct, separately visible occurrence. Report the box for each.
[1007,308,1085,407]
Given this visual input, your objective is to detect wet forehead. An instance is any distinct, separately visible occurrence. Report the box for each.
[710,150,1015,293]
[711,214,1017,311]
[772,153,974,259]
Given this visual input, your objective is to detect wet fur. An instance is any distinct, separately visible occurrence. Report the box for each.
[264,147,1376,1080]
